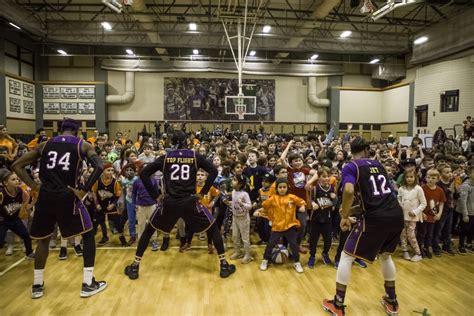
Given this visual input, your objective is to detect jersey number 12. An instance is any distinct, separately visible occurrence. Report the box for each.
[369,175,391,196]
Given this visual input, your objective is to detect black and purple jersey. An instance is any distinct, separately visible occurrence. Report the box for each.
[0,187,23,221]
[140,149,217,200]
[341,159,402,226]
[39,135,84,193]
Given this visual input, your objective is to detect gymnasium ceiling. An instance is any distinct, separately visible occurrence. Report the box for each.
[1,0,473,64]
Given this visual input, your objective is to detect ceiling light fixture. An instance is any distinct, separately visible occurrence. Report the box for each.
[369,58,380,64]
[9,22,21,30]
[414,36,428,45]
[249,50,256,56]
[57,50,67,56]
[262,25,271,33]
[101,22,112,30]
[189,23,197,31]
[193,49,199,55]
[340,30,352,38]
[310,54,319,60]
[126,49,134,55]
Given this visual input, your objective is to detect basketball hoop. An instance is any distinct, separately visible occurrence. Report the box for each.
[237,107,245,120]
[236,97,246,120]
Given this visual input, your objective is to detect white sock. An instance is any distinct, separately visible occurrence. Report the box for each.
[336,252,355,285]
[83,267,94,285]
[60,238,68,248]
[380,254,396,281]
[74,236,81,246]
[34,269,44,285]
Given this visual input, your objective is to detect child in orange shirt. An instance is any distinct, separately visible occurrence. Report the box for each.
[197,169,220,254]
[254,178,306,273]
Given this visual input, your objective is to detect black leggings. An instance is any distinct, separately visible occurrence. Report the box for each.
[459,216,474,248]
[94,212,123,237]
[334,229,350,263]
[264,227,300,262]
[309,220,332,257]
[136,222,225,259]
[0,219,33,255]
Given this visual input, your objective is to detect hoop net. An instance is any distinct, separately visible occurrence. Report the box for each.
[236,98,246,120]
[361,0,376,14]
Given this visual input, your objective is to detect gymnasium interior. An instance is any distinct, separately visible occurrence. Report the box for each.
[0,0,473,315]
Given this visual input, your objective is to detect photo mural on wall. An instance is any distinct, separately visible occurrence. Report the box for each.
[163,77,275,121]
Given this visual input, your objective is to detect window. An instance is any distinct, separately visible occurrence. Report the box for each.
[416,105,428,127]
[440,90,459,112]
[3,40,35,80]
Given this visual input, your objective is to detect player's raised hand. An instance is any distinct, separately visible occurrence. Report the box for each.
[68,186,86,200]
[194,192,204,200]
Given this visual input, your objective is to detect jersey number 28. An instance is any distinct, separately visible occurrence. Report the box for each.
[170,164,190,181]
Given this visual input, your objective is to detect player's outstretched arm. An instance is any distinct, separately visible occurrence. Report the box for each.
[340,182,355,231]
[81,141,104,193]
[12,142,44,192]
[139,156,164,200]
[196,154,218,196]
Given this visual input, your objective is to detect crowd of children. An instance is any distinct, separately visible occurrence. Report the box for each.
[0,122,473,275]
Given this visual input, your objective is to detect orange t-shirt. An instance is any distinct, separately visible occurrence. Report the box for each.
[196,184,220,209]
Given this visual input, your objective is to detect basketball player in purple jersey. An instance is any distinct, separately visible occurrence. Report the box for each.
[12,118,107,299]
[322,137,403,316]
[124,130,235,279]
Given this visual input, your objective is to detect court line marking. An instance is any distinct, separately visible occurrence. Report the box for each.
[0,257,26,277]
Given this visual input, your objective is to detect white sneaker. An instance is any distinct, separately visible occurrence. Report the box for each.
[403,251,411,260]
[230,252,244,260]
[410,254,423,262]
[260,259,268,271]
[294,262,304,273]
[6,245,13,256]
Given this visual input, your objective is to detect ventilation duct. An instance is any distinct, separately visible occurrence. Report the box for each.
[274,0,341,60]
[106,72,135,104]
[372,64,406,81]
[410,8,474,64]
[101,59,344,77]
[308,77,330,108]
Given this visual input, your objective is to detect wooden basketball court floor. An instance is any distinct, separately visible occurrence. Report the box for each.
[0,238,472,316]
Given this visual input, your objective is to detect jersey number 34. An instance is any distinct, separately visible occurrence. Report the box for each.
[46,151,71,171]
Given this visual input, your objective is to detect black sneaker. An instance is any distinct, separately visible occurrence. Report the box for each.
[160,237,170,251]
[74,245,83,257]
[80,277,107,298]
[425,249,433,259]
[433,250,442,257]
[98,237,109,246]
[124,264,139,280]
[459,247,467,255]
[322,253,332,265]
[443,248,455,256]
[31,283,44,299]
[119,236,127,247]
[59,247,67,260]
[220,263,236,278]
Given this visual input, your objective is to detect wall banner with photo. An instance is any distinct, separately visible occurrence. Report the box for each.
[163,78,275,121]
[4,76,36,120]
